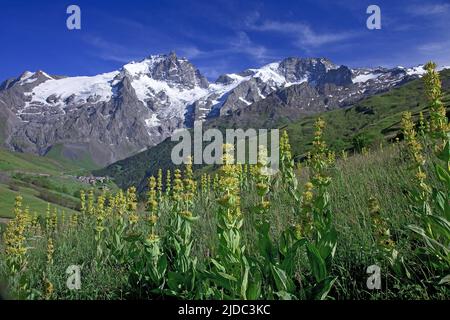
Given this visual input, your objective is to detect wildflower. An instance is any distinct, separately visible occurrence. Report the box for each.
[183,156,196,204]
[172,169,184,202]
[30,212,40,234]
[148,214,158,225]
[147,176,158,214]
[44,278,54,300]
[80,190,86,215]
[401,112,430,197]
[115,190,127,216]
[128,213,139,224]
[293,223,303,240]
[201,173,208,195]
[126,187,138,213]
[310,117,331,188]
[212,173,219,192]
[3,196,28,274]
[180,210,193,219]
[87,189,95,215]
[280,130,297,189]
[145,233,160,244]
[157,168,163,201]
[302,189,314,205]
[147,176,159,237]
[368,197,395,250]
[70,213,78,229]
[418,111,426,135]
[51,208,58,233]
[165,169,172,197]
[46,237,54,266]
[424,61,448,141]
[326,151,336,165]
[217,144,241,222]
[253,145,272,217]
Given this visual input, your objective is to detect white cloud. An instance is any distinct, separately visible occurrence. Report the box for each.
[418,41,450,53]
[407,3,450,16]
[247,19,358,50]
[229,32,270,61]
[177,32,273,63]
[178,46,205,59]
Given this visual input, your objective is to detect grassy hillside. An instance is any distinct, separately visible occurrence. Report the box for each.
[0,184,78,219]
[0,147,81,175]
[284,69,450,159]
[45,144,100,171]
[1,130,448,299]
[96,70,450,190]
[0,148,117,219]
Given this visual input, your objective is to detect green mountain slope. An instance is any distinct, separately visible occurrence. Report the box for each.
[95,70,450,191]
[0,148,116,219]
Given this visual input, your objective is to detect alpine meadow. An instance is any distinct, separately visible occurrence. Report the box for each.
[0,62,449,300]
[1,0,450,304]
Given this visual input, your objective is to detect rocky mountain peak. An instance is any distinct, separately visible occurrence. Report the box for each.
[278,57,338,83]
[123,52,209,89]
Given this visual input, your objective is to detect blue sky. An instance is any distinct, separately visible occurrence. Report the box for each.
[1,0,450,80]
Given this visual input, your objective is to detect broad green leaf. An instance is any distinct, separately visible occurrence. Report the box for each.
[306,243,327,282]
[270,264,294,293]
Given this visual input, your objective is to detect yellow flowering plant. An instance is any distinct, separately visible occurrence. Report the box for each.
[405,62,450,284]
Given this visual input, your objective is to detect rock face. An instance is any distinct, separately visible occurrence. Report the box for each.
[0,53,426,166]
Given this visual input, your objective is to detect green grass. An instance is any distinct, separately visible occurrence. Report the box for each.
[0,147,118,219]
[0,148,73,175]
[1,141,448,299]
[0,184,78,218]
[45,144,100,172]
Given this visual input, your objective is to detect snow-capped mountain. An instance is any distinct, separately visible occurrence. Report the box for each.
[0,52,428,166]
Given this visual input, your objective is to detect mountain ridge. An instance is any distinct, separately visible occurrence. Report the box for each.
[0,52,430,166]
[94,69,450,193]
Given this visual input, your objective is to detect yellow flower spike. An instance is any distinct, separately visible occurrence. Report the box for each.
[87,189,95,216]
[309,117,332,188]
[157,168,163,201]
[70,213,78,229]
[47,237,54,266]
[147,176,158,215]
[49,207,58,234]
[129,213,139,224]
[293,223,303,240]
[183,156,196,203]
[424,61,448,141]
[146,175,160,237]
[126,187,138,212]
[368,197,381,215]
[79,190,86,215]
[402,112,429,197]
[44,278,54,300]
[367,197,395,251]
[172,169,184,202]
[3,195,28,274]
[165,169,171,197]
[148,214,158,226]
